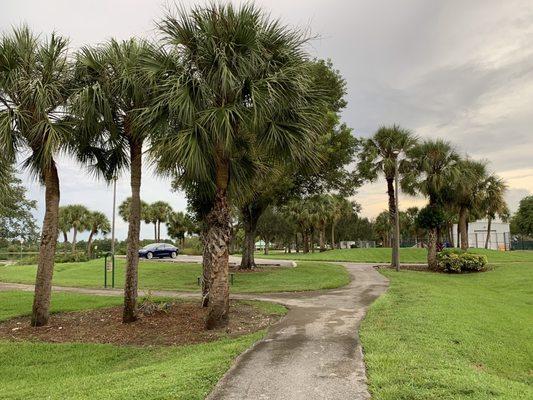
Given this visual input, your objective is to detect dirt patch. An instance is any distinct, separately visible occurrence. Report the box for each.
[0,300,284,347]
[375,264,430,271]
[228,266,266,273]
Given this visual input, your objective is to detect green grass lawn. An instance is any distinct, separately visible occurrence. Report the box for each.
[0,259,349,293]
[360,262,533,399]
[0,291,286,400]
[255,248,533,264]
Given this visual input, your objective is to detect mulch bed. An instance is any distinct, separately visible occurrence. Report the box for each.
[0,300,282,347]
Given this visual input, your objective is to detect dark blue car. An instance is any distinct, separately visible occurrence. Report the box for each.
[139,243,179,259]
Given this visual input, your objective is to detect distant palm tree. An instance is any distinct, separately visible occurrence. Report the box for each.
[358,125,417,262]
[151,4,322,329]
[404,139,460,269]
[72,39,158,322]
[58,207,72,254]
[0,27,75,326]
[481,175,508,249]
[86,211,111,258]
[330,195,355,249]
[150,201,173,241]
[167,211,189,248]
[64,205,90,256]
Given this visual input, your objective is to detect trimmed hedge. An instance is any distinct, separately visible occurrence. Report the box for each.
[437,250,488,273]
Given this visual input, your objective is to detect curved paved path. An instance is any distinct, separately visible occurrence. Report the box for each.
[0,262,388,400]
[207,263,388,400]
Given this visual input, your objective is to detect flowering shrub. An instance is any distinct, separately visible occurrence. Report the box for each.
[437,250,487,273]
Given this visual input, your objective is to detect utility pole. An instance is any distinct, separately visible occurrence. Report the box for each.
[393,154,401,271]
[110,176,117,255]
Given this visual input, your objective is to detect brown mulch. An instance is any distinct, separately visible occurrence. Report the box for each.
[228,266,266,273]
[0,300,282,347]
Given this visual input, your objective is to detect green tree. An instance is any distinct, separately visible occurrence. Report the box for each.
[62,204,90,255]
[481,175,508,248]
[256,207,288,255]
[511,196,533,237]
[86,211,110,258]
[0,27,75,326]
[404,140,460,268]
[150,201,173,241]
[166,211,189,247]
[151,4,322,329]
[357,125,417,262]
[329,195,356,249]
[0,164,38,242]
[73,39,158,322]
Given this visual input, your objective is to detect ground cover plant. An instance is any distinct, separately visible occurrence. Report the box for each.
[0,259,350,293]
[360,262,533,399]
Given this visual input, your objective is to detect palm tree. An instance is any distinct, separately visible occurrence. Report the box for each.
[404,139,460,269]
[482,175,508,249]
[150,201,173,241]
[142,203,158,241]
[358,125,417,263]
[58,207,72,254]
[150,4,321,329]
[451,159,488,250]
[330,195,354,249]
[86,211,111,258]
[72,39,158,323]
[0,27,75,326]
[64,204,90,256]
[167,211,191,248]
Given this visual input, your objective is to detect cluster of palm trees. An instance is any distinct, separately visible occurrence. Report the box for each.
[282,194,356,252]
[358,126,508,269]
[58,205,110,258]
[0,4,328,328]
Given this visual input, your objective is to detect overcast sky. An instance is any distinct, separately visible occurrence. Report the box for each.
[3,0,533,240]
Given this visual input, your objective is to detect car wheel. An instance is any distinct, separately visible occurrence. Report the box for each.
[146,252,153,260]
[171,251,177,259]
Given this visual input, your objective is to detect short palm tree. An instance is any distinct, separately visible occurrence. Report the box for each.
[358,125,417,263]
[58,207,72,254]
[150,4,322,329]
[482,175,508,249]
[65,204,90,255]
[150,201,173,241]
[0,27,75,326]
[86,211,111,258]
[72,38,158,323]
[404,139,460,268]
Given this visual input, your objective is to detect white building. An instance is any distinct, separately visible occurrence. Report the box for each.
[452,219,510,250]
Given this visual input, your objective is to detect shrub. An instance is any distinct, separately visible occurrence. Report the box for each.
[437,250,487,273]
[15,252,89,265]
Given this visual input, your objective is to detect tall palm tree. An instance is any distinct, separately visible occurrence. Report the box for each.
[142,203,158,241]
[86,211,111,258]
[482,175,508,249]
[358,125,417,264]
[65,204,90,255]
[0,27,75,326]
[58,207,72,254]
[452,159,488,250]
[72,39,158,323]
[150,201,173,241]
[150,4,322,329]
[404,139,460,269]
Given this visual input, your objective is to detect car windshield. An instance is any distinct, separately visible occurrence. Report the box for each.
[141,244,157,250]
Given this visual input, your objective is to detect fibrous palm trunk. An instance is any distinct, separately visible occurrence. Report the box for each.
[205,158,231,330]
[31,162,60,327]
[123,140,142,323]
[331,222,336,250]
[240,205,260,270]
[87,230,95,258]
[484,217,492,249]
[72,227,77,256]
[62,232,68,255]
[386,177,397,263]
[459,207,469,250]
[201,228,211,307]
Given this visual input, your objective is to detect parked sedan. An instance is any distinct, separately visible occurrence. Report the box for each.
[138,243,179,259]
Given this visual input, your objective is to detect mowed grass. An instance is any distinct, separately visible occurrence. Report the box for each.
[0,259,349,293]
[360,262,533,399]
[0,290,122,322]
[0,291,285,400]
[255,248,533,264]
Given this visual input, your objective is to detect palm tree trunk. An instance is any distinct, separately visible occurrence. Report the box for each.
[123,139,142,323]
[153,223,157,241]
[71,227,77,255]
[302,230,309,253]
[459,207,468,250]
[319,226,326,251]
[63,232,68,255]
[205,157,231,330]
[331,222,336,250]
[295,233,299,253]
[484,217,492,249]
[201,228,211,307]
[240,205,260,270]
[386,177,397,259]
[87,230,95,258]
[427,228,438,270]
[157,221,161,242]
[311,227,315,253]
[456,223,461,248]
[31,162,60,327]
